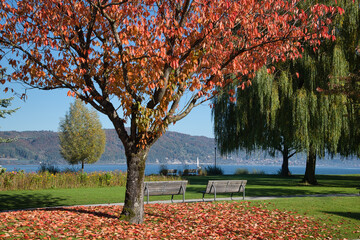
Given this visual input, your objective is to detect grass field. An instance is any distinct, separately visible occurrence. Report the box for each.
[258,197,360,239]
[1,174,358,210]
[0,174,359,238]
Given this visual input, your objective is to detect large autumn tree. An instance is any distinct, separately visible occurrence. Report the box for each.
[0,0,340,223]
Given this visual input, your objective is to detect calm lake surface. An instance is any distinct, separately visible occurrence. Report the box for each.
[2,164,360,175]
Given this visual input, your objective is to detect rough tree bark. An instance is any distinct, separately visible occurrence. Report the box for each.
[120,145,150,223]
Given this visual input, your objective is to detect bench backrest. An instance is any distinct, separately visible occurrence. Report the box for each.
[144,181,188,196]
[205,180,247,194]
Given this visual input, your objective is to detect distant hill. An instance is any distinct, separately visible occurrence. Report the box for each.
[1,130,358,167]
[0,130,221,164]
[102,130,218,163]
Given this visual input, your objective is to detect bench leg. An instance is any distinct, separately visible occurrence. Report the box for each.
[214,191,216,201]
[171,195,174,203]
[243,189,245,200]
[183,192,185,203]
[202,193,205,202]
[231,193,233,201]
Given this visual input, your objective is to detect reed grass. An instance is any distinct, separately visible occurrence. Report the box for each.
[0,170,180,191]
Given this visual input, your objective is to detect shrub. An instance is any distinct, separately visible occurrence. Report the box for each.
[78,172,88,184]
[235,168,266,175]
[235,168,249,175]
[251,169,265,175]
[205,166,223,176]
[38,163,60,174]
[62,167,79,173]
[99,172,112,186]
[197,168,206,176]
[159,165,168,176]
[182,169,190,176]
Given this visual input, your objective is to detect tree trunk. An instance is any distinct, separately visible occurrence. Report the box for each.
[280,154,291,176]
[120,147,149,224]
[302,145,318,185]
[81,161,84,172]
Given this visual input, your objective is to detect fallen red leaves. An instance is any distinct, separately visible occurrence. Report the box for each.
[0,202,336,239]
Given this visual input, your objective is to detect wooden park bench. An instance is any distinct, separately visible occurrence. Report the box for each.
[184,169,197,175]
[144,181,188,204]
[166,169,177,175]
[202,180,247,201]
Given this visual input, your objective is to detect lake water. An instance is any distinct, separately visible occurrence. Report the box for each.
[2,164,360,175]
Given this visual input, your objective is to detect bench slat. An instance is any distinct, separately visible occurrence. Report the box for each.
[146,189,184,196]
[203,180,247,201]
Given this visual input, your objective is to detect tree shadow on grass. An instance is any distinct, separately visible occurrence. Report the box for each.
[0,193,66,211]
[184,175,360,187]
[45,207,119,219]
[323,211,360,221]
[186,185,356,198]
[183,175,303,186]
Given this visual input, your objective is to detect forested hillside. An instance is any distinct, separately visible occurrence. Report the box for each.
[0,130,358,167]
[0,130,219,164]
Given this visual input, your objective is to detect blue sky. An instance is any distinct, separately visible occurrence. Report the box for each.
[0,83,215,138]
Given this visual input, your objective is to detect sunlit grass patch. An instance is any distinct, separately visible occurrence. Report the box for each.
[256,196,360,239]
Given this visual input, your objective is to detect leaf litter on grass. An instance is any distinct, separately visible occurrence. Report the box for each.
[0,201,342,239]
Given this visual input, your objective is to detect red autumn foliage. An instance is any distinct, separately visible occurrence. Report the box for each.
[0,0,344,223]
[0,202,338,239]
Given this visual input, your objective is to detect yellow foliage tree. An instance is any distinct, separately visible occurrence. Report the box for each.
[59,99,106,171]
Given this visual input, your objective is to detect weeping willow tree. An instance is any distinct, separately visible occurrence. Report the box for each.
[325,1,360,159]
[291,48,350,184]
[335,73,360,158]
[213,0,360,183]
[213,68,299,176]
[297,0,360,184]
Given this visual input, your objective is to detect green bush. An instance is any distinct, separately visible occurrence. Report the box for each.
[235,168,249,175]
[159,165,168,176]
[38,163,60,174]
[197,168,206,176]
[182,169,190,176]
[235,168,265,175]
[99,172,112,186]
[205,166,223,176]
[251,169,265,175]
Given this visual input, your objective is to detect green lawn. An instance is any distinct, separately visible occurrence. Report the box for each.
[1,174,358,210]
[257,197,360,239]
